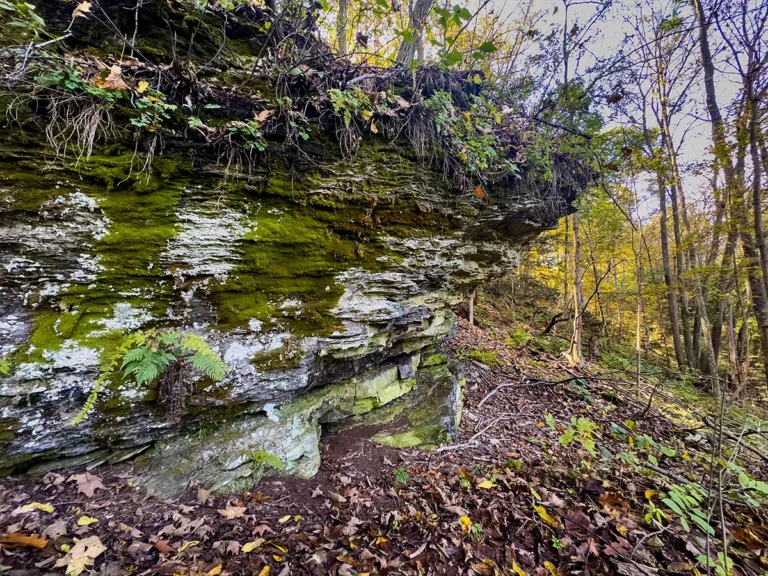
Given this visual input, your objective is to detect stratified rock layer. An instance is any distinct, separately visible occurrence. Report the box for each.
[0,138,573,497]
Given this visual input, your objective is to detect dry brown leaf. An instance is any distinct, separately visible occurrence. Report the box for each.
[94,66,129,92]
[72,1,92,21]
[329,492,347,504]
[197,488,212,504]
[54,535,106,576]
[0,532,48,549]
[43,519,69,539]
[474,185,486,199]
[69,472,105,498]
[206,564,223,576]
[255,110,274,123]
[218,504,246,519]
[154,539,175,554]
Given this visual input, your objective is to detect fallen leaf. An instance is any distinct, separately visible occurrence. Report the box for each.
[329,492,347,504]
[206,565,223,576]
[77,516,98,527]
[534,504,562,528]
[278,514,292,523]
[154,540,175,554]
[18,501,54,514]
[444,505,469,516]
[474,185,486,199]
[255,109,273,123]
[258,567,270,576]
[218,504,246,519]
[311,486,323,498]
[242,539,265,553]
[472,561,494,575]
[54,535,106,576]
[370,121,379,134]
[512,560,528,576]
[94,65,129,91]
[0,533,48,549]
[226,540,241,555]
[177,540,201,553]
[43,519,68,539]
[459,515,472,533]
[137,81,150,94]
[477,479,496,489]
[69,472,105,498]
[544,561,562,576]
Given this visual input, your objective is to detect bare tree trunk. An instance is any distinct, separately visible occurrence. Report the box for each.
[692,0,768,385]
[658,180,687,368]
[563,215,570,311]
[567,212,584,367]
[669,182,695,366]
[727,302,744,399]
[336,0,349,55]
[468,289,475,326]
[395,0,433,65]
[748,94,768,305]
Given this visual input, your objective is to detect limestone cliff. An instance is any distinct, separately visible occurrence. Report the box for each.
[0,0,589,497]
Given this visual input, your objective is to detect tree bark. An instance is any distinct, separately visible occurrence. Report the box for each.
[336,0,349,55]
[657,180,687,368]
[395,0,433,65]
[567,212,584,367]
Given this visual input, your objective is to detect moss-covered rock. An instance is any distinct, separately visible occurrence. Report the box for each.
[0,131,573,494]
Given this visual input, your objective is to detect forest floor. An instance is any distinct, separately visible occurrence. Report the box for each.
[2,286,768,576]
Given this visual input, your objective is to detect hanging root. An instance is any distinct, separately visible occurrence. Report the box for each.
[44,94,116,163]
[158,360,192,421]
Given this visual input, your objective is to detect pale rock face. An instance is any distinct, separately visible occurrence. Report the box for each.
[0,143,576,495]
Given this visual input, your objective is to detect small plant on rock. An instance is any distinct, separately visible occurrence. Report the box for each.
[74,330,227,424]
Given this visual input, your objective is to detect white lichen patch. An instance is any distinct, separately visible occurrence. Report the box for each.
[163,192,253,281]
[98,303,153,331]
[42,342,100,372]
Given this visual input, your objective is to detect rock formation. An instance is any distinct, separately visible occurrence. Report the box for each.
[0,0,588,498]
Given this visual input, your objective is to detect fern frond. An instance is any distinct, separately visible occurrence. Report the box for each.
[181,334,217,358]
[189,351,227,381]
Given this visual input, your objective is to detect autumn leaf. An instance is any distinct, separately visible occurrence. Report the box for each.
[94,65,129,91]
[154,540,175,554]
[533,504,562,528]
[242,538,265,553]
[65,1,91,30]
[476,479,496,489]
[53,535,106,576]
[69,472,105,498]
[370,121,379,134]
[257,567,270,576]
[278,514,292,523]
[17,501,54,514]
[77,516,98,526]
[459,515,472,533]
[218,504,246,519]
[206,565,223,576]
[512,560,528,576]
[255,109,273,123]
[544,561,562,576]
[0,533,48,549]
[177,540,201,553]
[329,492,347,504]
[137,81,150,94]
[474,185,486,199]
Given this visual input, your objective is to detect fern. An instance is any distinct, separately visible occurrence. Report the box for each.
[122,348,175,386]
[73,329,227,425]
[189,351,227,380]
